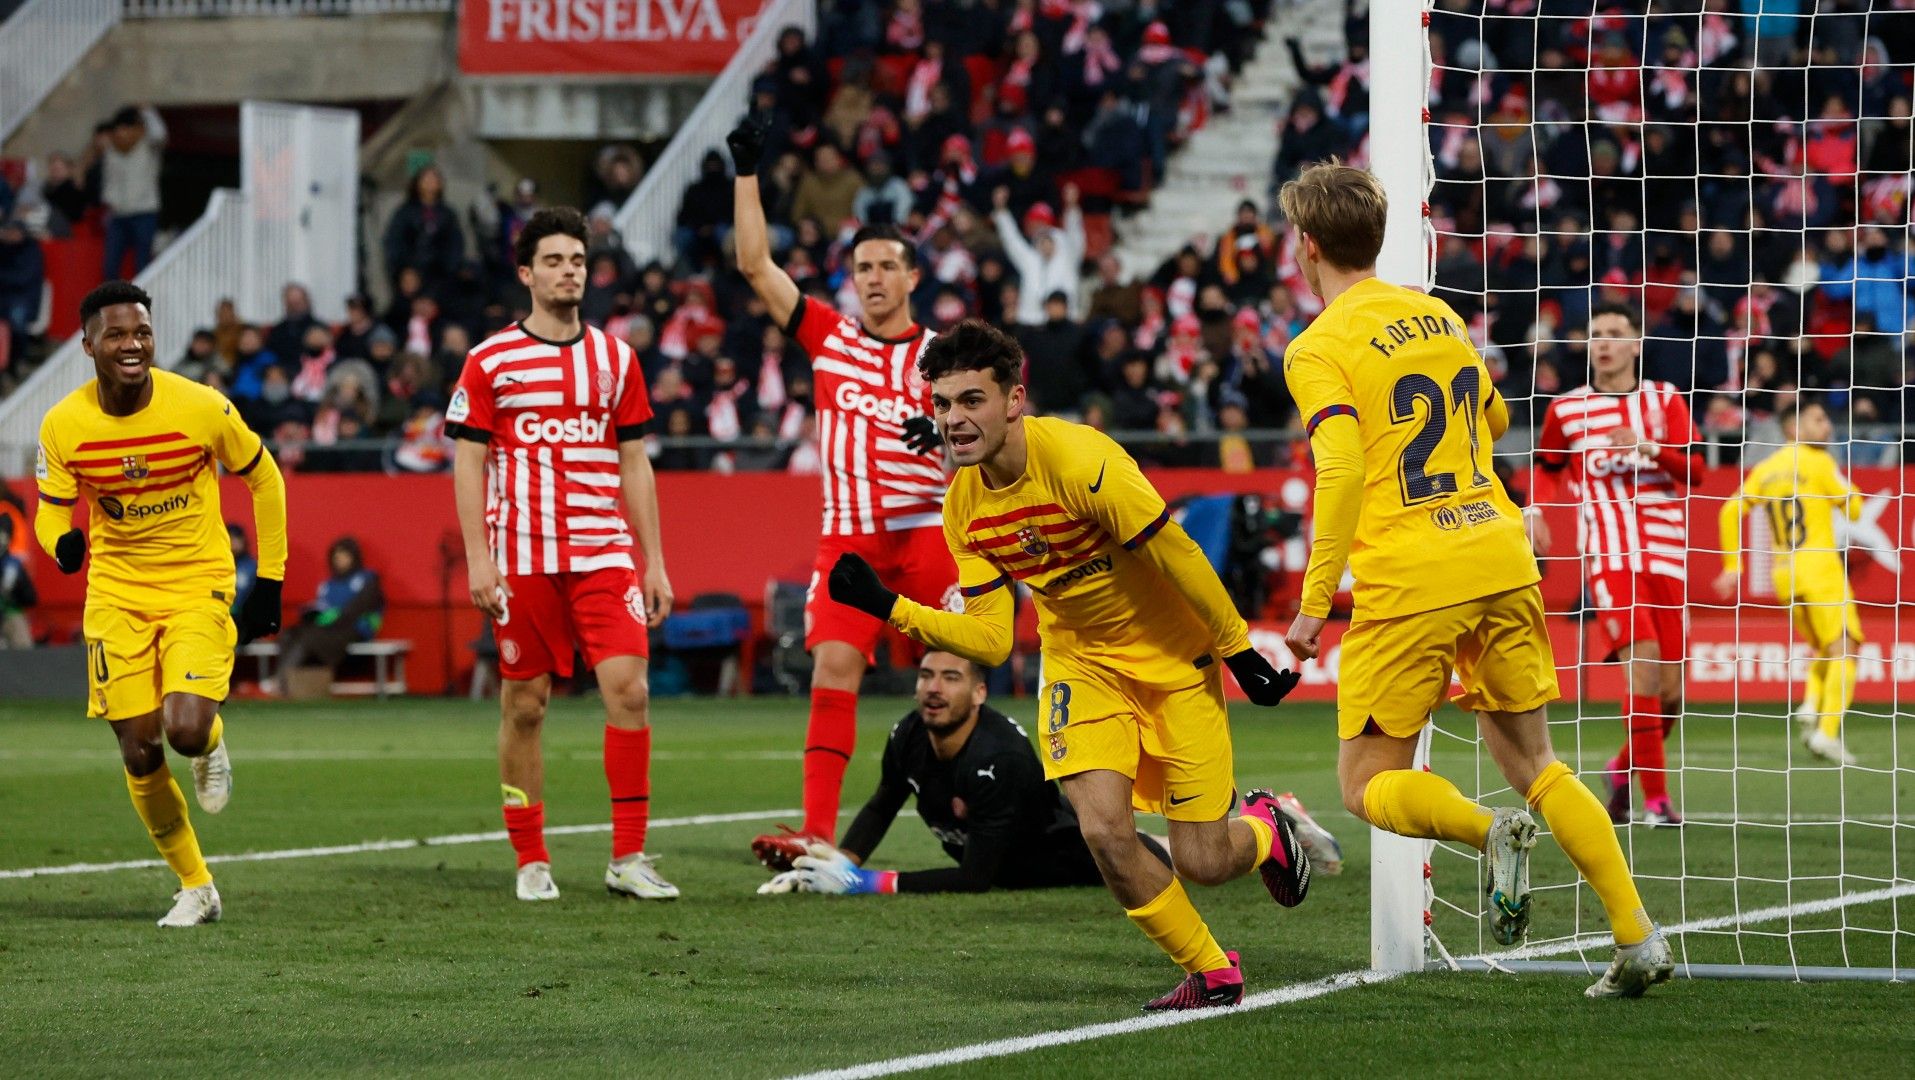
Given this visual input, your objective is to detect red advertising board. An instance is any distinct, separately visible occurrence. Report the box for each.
[458,0,768,76]
[11,465,1909,697]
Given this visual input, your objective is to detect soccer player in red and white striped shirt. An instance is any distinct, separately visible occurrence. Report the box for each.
[448,207,680,902]
[727,116,959,868]
[1532,304,1704,827]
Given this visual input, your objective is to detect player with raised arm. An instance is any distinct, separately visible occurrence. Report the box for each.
[1715,400,1866,765]
[36,280,287,927]
[1276,162,1671,998]
[727,116,958,868]
[448,208,677,903]
[758,649,1196,896]
[1531,303,1704,826]
[825,319,1311,1011]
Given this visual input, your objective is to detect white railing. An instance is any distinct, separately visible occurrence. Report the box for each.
[613,0,817,269]
[122,0,451,15]
[0,189,247,474]
[0,0,121,143]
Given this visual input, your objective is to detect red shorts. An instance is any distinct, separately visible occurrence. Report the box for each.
[807,526,959,664]
[1588,569,1687,663]
[494,566,649,681]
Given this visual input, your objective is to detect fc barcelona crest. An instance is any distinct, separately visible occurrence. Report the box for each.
[121,455,149,480]
[1016,527,1050,557]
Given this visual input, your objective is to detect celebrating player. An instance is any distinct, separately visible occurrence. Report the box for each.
[727,116,958,866]
[1276,162,1671,997]
[826,320,1311,1011]
[35,280,287,927]
[759,649,1186,896]
[1532,304,1703,826]
[1714,401,1865,765]
[449,207,677,903]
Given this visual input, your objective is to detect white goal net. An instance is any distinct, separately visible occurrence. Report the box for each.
[1369,0,1915,981]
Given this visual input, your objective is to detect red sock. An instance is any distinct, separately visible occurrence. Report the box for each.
[1627,693,1668,801]
[801,687,859,841]
[503,802,549,867]
[605,725,652,859]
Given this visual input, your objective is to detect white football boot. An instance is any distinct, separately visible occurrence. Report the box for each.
[191,739,232,814]
[157,883,222,928]
[1586,927,1675,998]
[515,861,560,902]
[1273,792,1345,876]
[605,853,680,900]
[1485,807,1539,946]
[1803,728,1858,766]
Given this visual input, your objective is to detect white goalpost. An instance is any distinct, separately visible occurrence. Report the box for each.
[1368,0,1914,982]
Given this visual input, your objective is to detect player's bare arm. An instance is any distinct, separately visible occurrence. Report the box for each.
[453,438,507,619]
[728,116,800,329]
[618,439,674,627]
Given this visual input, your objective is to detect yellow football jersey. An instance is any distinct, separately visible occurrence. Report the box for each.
[37,370,267,612]
[941,416,1242,688]
[1284,277,1537,620]
[1725,444,1862,578]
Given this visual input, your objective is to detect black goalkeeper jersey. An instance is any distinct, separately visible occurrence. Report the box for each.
[836,705,1102,893]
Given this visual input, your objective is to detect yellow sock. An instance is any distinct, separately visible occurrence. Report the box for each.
[1362,769,1493,849]
[126,765,212,890]
[203,713,224,754]
[1527,761,1651,946]
[1240,813,1274,861]
[1801,660,1825,720]
[1125,878,1231,975]
[1817,656,1854,740]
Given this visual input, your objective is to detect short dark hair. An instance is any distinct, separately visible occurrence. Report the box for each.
[920,649,989,683]
[80,280,151,331]
[848,223,917,270]
[1591,302,1641,332]
[514,206,588,268]
[917,318,1023,389]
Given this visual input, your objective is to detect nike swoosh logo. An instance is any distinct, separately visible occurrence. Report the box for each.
[1168,793,1201,806]
[183,673,205,681]
[1089,461,1106,493]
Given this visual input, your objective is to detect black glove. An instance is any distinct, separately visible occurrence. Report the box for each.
[726,114,768,177]
[901,415,942,455]
[1224,648,1301,707]
[239,577,283,645]
[54,529,86,574]
[827,553,898,621]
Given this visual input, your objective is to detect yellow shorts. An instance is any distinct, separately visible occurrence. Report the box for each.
[1037,653,1234,822]
[1338,585,1560,740]
[1783,582,1864,651]
[83,597,235,721]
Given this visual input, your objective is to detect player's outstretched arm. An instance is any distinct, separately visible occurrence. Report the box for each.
[1713,485,1751,599]
[830,552,1016,668]
[729,116,800,330]
[618,440,673,627]
[1128,518,1298,706]
[235,446,288,642]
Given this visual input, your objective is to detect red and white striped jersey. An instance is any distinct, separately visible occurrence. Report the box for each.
[1535,381,1700,580]
[790,296,946,536]
[448,322,652,577]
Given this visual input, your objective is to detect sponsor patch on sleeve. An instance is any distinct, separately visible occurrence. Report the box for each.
[446,387,470,423]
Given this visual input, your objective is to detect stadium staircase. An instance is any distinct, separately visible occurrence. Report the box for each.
[1113,0,1349,279]
[0,0,120,146]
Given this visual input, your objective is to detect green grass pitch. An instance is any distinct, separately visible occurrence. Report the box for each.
[2,695,1910,1078]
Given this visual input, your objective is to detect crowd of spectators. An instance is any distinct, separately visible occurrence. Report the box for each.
[1423,0,1915,454]
[5,0,1913,474]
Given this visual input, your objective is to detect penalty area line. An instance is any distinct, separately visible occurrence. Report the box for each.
[0,809,800,880]
[786,882,1915,1079]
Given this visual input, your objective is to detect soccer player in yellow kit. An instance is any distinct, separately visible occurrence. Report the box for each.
[826,319,1312,1012]
[35,281,288,927]
[1714,400,1865,765]
[1275,162,1671,997]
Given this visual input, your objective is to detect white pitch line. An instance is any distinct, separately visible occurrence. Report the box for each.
[0,809,799,880]
[0,749,803,762]
[785,882,1915,1080]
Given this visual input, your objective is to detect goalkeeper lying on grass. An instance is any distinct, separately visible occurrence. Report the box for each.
[759,650,1344,898]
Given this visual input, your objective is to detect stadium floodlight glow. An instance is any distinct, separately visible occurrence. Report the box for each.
[1369,0,1913,984]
